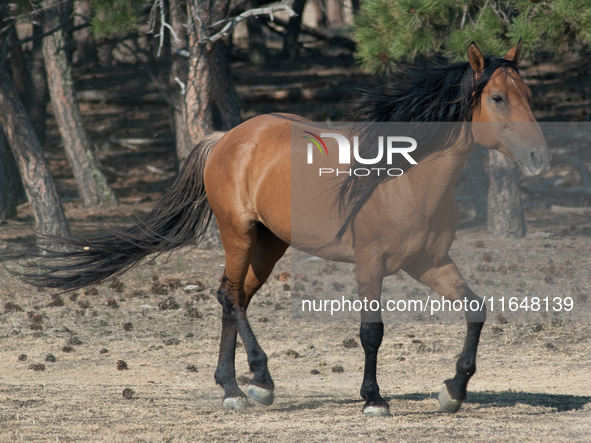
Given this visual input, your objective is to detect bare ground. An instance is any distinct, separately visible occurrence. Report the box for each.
[1,211,591,442]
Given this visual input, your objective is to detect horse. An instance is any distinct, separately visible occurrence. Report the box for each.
[16,40,551,416]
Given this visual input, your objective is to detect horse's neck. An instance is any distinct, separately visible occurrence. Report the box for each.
[393,135,475,216]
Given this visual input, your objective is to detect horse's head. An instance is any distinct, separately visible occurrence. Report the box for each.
[469,40,551,177]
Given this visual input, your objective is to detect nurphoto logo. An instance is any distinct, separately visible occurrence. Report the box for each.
[303,131,418,177]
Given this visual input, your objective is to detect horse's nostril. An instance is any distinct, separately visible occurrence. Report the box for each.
[530,150,539,165]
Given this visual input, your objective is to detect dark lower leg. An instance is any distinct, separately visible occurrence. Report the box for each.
[232,307,274,390]
[214,276,246,400]
[444,320,484,402]
[214,311,246,399]
[359,321,388,409]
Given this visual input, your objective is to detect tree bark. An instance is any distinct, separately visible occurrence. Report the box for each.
[210,40,242,130]
[314,0,328,28]
[465,145,488,222]
[0,129,19,221]
[487,150,526,238]
[8,31,30,108]
[30,24,50,147]
[42,0,118,207]
[246,0,267,65]
[169,0,193,165]
[282,0,307,60]
[72,0,98,65]
[0,65,69,239]
[209,0,241,131]
[184,0,214,153]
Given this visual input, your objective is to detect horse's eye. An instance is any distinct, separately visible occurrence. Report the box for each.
[492,95,503,103]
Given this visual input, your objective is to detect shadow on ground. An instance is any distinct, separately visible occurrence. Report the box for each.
[388,391,591,412]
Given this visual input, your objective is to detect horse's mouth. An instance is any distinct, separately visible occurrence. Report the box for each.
[518,153,552,177]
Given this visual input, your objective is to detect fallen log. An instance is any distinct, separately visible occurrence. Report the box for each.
[236,83,353,102]
[77,90,166,104]
[521,185,591,199]
[552,154,591,188]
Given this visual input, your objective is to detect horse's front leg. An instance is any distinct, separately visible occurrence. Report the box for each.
[356,260,391,417]
[407,255,486,413]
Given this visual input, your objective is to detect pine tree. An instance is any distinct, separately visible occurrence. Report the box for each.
[43,0,119,208]
[355,0,591,71]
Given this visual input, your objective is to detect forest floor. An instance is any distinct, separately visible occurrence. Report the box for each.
[0,45,591,442]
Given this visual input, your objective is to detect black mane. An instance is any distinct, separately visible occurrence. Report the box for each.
[336,55,518,240]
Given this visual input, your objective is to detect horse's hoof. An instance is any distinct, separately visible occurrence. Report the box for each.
[222,396,250,410]
[437,384,463,413]
[363,405,392,417]
[247,384,274,406]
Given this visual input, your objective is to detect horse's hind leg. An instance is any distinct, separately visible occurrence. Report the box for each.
[214,222,288,409]
[407,255,486,413]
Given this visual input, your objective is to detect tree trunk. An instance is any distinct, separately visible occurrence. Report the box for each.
[72,0,98,65]
[465,145,488,222]
[8,31,30,108]
[0,129,19,221]
[169,0,193,166]
[246,0,267,65]
[282,0,307,59]
[314,0,328,28]
[43,0,118,208]
[210,40,242,131]
[487,150,526,238]
[30,23,50,147]
[184,0,214,152]
[328,0,343,25]
[0,65,69,239]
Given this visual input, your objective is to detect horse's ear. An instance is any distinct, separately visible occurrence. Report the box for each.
[468,42,485,73]
[504,38,522,64]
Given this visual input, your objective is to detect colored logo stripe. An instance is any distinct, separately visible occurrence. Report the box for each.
[303,131,328,155]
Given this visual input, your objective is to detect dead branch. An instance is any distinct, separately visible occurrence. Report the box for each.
[202,3,296,44]
[149,0,181,57]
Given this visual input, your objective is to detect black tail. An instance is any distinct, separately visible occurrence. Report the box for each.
[14,132,225,291]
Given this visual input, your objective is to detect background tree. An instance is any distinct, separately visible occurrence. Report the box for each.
[168,0,193,162]
[487,150,525,237]
[354,0,591,238]
[355,0,591,70]
[0,63,69,240]
[282,0,307,59]
[182,0,260,157]
[246,0,267,65]
[72,1,99,65]
[42,0,118,208]
[0,130,19,221]
[0,4,68,239]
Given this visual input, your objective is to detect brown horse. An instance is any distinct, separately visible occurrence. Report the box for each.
[17,41,551,416]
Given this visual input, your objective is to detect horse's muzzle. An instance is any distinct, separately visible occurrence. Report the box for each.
[520,146,552,177]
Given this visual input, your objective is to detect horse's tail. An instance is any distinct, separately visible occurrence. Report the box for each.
[17,132,225,291]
